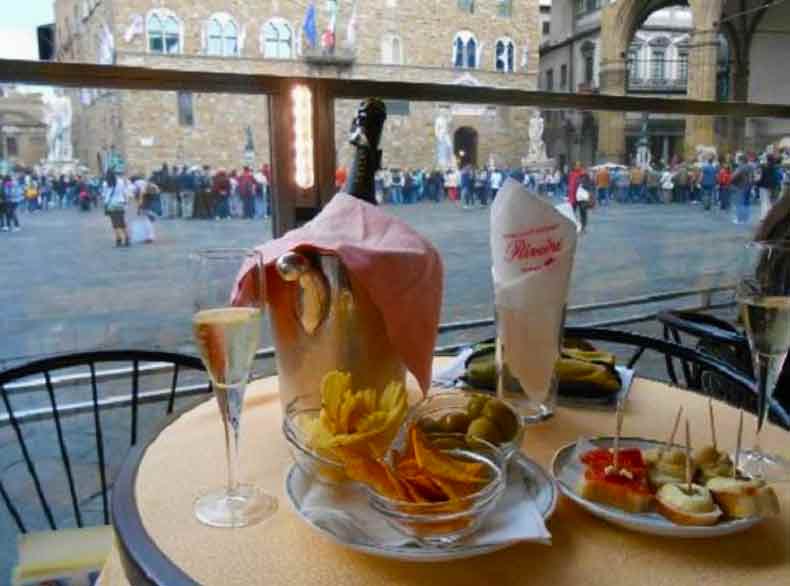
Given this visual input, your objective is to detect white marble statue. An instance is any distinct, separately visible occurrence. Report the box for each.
[434,112,454,169]
[527,110,547,162]
[45,91,73,162]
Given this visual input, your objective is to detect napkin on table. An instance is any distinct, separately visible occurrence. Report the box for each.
[490,179,578,397]
[233,194,443,393]
[291,467,552,549]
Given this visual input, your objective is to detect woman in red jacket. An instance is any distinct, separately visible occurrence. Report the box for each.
[717,164,732,211]
[567,161,585,210]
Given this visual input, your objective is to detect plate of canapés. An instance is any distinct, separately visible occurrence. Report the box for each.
[551,407,781,538]
[282,373,557,561]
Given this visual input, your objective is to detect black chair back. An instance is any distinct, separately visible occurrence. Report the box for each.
[0,351,209,534]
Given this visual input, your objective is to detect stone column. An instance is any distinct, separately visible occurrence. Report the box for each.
[597,57,628,163]
[685,0,724,157]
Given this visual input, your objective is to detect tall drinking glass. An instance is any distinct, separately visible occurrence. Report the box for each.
[191,249,277,527]
[735,240,790,480]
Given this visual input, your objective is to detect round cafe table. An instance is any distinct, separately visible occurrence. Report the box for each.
[102,359,790,586]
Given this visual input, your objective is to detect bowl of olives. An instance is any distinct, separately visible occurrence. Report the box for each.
[409,391,524,461]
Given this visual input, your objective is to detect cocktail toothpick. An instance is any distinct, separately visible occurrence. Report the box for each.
[734,410,744,478]
[685,418,693,492]
[613,403,625,470]
[708,398,718,451]
[661,405,684,455]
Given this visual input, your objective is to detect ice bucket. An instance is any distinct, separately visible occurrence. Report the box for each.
[268,251,406,413]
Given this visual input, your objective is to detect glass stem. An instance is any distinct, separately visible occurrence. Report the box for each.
[217,382,247,496]
[753,353,783,445]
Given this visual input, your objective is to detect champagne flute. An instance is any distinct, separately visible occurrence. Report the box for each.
[735,240,790,480]
[191,248,277,527]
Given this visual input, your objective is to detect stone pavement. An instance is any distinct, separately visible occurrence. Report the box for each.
[0,198,757,367]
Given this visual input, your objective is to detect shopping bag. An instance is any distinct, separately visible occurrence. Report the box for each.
[130,216,155,244]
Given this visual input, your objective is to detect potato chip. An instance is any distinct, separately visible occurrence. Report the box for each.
[336,449,404,501]
[411,427,488,484]
[321,371,352,426]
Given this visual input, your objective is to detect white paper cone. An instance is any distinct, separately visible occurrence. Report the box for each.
[490,179,578,395]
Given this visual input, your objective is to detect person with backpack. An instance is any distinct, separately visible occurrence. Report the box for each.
[102,170,130,247]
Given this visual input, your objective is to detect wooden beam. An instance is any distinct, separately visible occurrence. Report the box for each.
[2,59,790,119]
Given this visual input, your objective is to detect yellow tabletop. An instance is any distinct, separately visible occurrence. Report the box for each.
[100,361,790,586]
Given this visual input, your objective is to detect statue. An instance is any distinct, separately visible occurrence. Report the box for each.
[635,114,651,169]
[45,91,73,162]
[244,126,255,153]
[434,112,453,169]
[526,110,547,162]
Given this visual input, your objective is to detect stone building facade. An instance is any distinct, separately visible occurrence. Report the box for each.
[0,86,47,172]
[540,0,790,166]
[54,0,541,176]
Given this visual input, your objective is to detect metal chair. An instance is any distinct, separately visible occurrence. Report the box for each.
[657,310,790,415]
[566,326,790,430]
[0,350,209,536]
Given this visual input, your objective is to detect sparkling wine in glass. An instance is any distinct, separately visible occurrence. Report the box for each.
[736,240,790,480]
[191,248,277,527]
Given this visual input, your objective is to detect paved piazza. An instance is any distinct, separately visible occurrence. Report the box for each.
[0,198,756,367]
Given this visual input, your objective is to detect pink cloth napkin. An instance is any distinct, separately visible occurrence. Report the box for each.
[234,194,443,392]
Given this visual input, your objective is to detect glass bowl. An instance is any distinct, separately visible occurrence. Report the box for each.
[282,400,348,486]
[367,437,507,546]
[406,391,524,462]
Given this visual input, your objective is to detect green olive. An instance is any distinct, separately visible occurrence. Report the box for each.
[439,412,471,434]
[466,417,503,445]
[466,395,490,420]
[482,400,520,441]
[418,417,442,434]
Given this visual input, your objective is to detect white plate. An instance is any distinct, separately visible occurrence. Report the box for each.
[285,453,558,562]
[551,436,764,538]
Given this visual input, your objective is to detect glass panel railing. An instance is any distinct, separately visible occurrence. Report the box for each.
[0,85,274,370]
[334,98,788,350]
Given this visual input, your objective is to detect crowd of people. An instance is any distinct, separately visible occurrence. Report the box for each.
[4,149,787,244]
[0,162,274,245]
[564,151,789,231]
[366,149,789,235]
[372,166,564,209]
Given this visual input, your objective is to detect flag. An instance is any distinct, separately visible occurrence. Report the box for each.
[345,0,358,47]
[302,3,317,49]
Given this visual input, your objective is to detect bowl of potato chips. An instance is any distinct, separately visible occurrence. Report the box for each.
[362,425,507,545]
[283,371,410,485]
[282,401,349,485]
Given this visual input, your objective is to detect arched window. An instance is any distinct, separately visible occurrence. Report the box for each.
[262,19,294,59]
[381,33,403,65]
[495,38,515,72]
[453,31,478,69]
[205,13,239,56]
[147,10,182,54]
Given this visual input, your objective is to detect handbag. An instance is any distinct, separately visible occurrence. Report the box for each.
[576,185,590,202]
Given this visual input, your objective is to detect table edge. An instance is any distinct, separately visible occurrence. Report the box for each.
[112,405,207,586]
